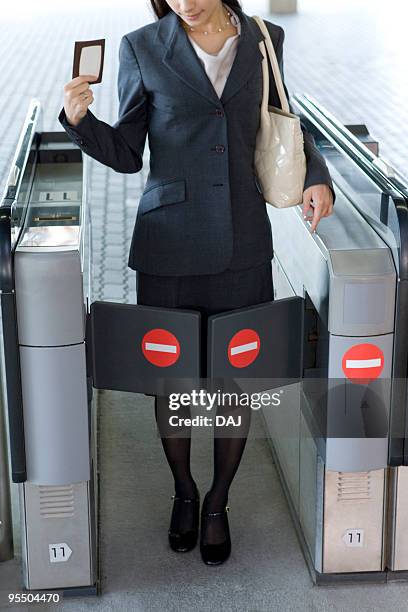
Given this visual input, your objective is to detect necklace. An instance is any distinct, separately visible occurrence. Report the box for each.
[182,6,233,35]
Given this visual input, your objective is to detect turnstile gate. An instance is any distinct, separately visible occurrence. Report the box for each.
[0,100,99,594]
[0,100,305,593]
[2,95,408,593]
[263,93,408,583]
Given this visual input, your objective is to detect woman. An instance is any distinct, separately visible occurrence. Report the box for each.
[59,0,334,566]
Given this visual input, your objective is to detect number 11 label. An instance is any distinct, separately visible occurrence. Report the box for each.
[342,529,364,547]
[49,542,73,563]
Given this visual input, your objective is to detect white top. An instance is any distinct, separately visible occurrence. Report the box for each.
[187,3,240,98]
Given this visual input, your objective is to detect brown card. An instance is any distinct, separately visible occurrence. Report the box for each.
[72,39,105,83]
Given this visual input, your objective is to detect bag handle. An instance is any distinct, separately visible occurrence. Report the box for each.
[252,16,290,114]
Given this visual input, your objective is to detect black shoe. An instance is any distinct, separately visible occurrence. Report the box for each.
[168,487,200,552]
[200,504,231,565]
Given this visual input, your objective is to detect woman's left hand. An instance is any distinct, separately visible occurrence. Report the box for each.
[302,184,334,233]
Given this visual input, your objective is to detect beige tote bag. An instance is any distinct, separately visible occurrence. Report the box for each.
[252,16,306,208]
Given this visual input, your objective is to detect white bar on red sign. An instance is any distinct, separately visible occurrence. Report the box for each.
[145,342,177,353]
[345,358,382,369]
[230,341,259,356]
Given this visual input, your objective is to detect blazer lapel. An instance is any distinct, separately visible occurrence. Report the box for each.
[157,6,266,107]
[220,6,265,105]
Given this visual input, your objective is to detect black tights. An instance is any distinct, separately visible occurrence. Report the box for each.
[154,387,251,543]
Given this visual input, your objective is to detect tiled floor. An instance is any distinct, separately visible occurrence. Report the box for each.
[1,1,408,610]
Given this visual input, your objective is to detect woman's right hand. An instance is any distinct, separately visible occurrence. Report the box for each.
[63,75,98,127]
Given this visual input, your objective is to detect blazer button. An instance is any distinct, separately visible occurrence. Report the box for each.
[215,145,225,153]
[215,109,224,117]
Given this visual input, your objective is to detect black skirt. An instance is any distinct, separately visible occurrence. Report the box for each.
[136,261,274,378]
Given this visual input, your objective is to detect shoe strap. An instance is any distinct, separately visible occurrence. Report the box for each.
[203,505,230,517]
[171,494,199,503]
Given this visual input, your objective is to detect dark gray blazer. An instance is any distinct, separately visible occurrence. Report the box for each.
[58,5,335,276]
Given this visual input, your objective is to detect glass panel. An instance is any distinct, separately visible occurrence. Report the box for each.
[294,93,408,199]
[1,101,41,252]
[10,139,36,250]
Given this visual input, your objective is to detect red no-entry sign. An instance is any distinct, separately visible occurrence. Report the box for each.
[228,329,261,368]
[141,328,180,367]
[342,343,384,384]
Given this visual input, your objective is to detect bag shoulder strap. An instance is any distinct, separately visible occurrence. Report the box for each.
[252,16,289,113]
